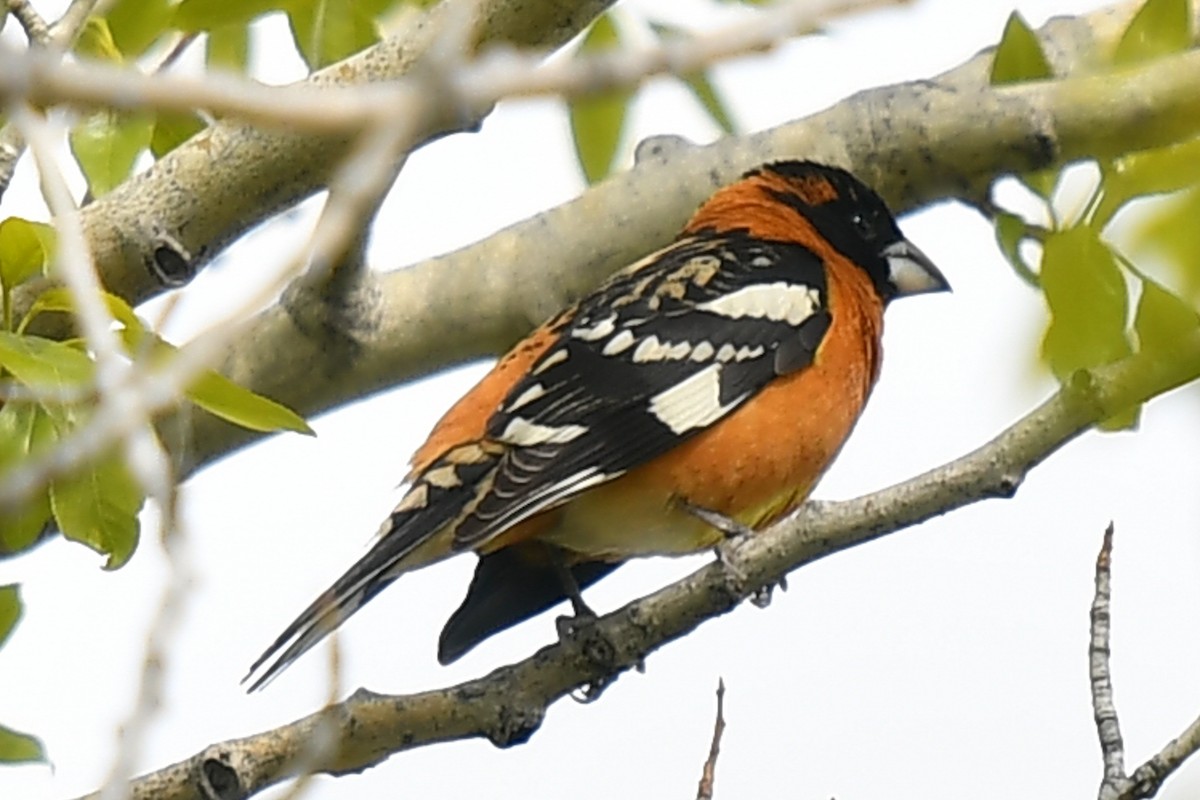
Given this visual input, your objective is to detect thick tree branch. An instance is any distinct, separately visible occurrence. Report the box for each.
[3,0,615,323]
[77,330,1200,800]
[178,2,1200,475]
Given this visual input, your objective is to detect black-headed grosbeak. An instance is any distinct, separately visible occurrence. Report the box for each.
[246,160,948,690]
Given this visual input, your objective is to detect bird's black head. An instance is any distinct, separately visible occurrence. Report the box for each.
[750,160,949,301]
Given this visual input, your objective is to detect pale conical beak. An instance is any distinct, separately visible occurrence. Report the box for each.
[882,239,950,296]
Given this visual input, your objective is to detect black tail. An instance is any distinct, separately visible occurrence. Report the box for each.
[438,543,620,664]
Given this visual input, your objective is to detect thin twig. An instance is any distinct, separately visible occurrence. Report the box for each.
[5,0,51,44]
[0,0,901,135]
[696,679,727,800]
[1091,523,1124,798]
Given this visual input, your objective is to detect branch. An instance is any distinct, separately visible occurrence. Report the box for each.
[696,679,727,800]
[75,329,1200,800]
[177,0,1200,475]
[2,0,615,327]
[1085,524,1200,800]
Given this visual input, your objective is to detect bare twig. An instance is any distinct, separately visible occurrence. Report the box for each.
[1091,523,1124,797]
[696,679,727,800]
[1084,521,1200,800]
[5,0,51,44]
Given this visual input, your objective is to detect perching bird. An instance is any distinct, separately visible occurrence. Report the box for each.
[245,160,949,690]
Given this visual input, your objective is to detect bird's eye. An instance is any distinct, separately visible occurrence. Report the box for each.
[851,213,876,241]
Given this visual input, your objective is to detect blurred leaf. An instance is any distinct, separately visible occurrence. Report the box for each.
[0,332,95,389]
[1018,168,1060,201]
[1127,187,1200,296]
[993,211,1041,287]
[1094,136,1200,228]
[186,369,314,434]
[174,0,283,32]
[75,18,124,62]
[0,218,56,294]
[50,447,142,570]
[109,324,313,434]
[1135,278,1200,358]
[25,287,143,337]
[0,585,20,649]
[680,71,735,135]
[0,724,44,764]
[0,404,55,554]
[206,22,250,71]
[990,11,1053,85]
[105,0,176,56]
[1113,0,1191,66]
[69,112,154,198]
[569,14,630,184]
[649,23,736,135]
[286,0,391,69]
[1041,226,1133,379]
[150,111,206,159]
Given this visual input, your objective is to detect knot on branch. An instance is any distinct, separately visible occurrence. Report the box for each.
[148,232,197,287]
[634,134,696,166]
[486,701,545,748]
[195,747,244,800]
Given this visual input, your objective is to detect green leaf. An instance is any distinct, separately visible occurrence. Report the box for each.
[993,211,1041,287]
[1094,136,1200,228]
[25,287,144,334]
[1127,187,1200,297]
[105,0,176,56]
[0,724,45,764]
[680,71,735,135]
[75,18,124,62]
[50,447,142,569]
[0,332,95,389]
[110,324,313,434]
[1041,226,1133,380]
[569,15,630,184]
[285,0,390,69]
[206,22,250,71]
[174,0,283,32]
[150,111,206,159]
[69,112,154,198]
[990,11,1053,85]
[0,404,55,555]
[187,370,314,434]
[1113,0,1191,66]
[1135,278,1200,358]
[1018,168,1060,202]
[0,218,56,293]
[0,585,20,650]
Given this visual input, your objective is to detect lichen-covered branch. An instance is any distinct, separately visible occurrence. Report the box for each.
[179,2,1200,475]
[74,328,1200,800]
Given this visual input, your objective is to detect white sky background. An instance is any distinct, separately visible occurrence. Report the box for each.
[5,0,1200,798]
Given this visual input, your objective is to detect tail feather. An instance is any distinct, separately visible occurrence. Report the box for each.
[244,442,503,691]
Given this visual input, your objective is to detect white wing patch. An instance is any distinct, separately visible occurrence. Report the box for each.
[532,348,568,374]
[499,417,588,446]
[506,383,546,412]
[571,315,617,342]
[601,329,636,356]
[632,335,693,363]
[648,364,745,434]
[697,282,820,326]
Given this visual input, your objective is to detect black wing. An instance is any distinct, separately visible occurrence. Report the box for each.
[452,232,832,549]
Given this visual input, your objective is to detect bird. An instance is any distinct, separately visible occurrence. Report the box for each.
[244,160,949,690]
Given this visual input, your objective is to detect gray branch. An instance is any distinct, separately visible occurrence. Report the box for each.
[74,328,1200,800]
[176,3,1200,476]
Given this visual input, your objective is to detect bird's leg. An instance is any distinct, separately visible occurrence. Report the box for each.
[680,499,755,540]
[542,545,597,641]
[681,500,786,608]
